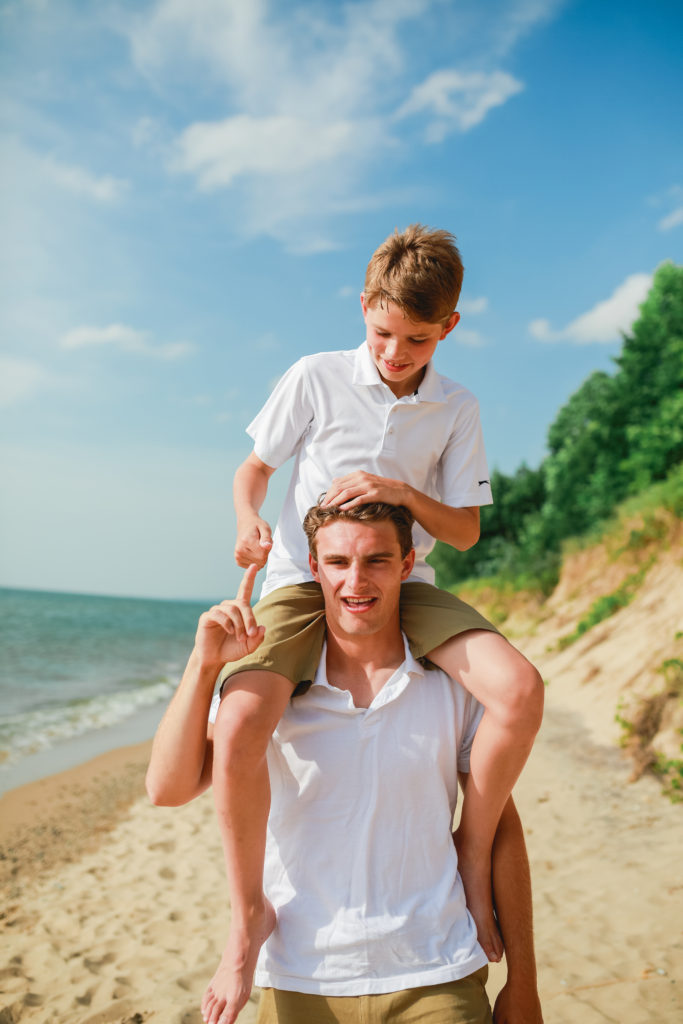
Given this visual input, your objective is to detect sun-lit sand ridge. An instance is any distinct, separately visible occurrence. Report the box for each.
[1,511,681,1024]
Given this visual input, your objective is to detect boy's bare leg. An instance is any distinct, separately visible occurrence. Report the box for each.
[202,670,292,1024]
[429,630,543,963]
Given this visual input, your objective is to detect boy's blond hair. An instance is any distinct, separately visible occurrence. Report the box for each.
[364,224,464,326]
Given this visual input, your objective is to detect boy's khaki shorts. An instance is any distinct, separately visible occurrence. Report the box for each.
[219,581,499,691]
[256,968,492,1023]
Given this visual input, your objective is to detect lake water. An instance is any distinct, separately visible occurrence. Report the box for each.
[0,587,211,793]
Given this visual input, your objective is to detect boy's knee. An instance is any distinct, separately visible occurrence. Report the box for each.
[213,689,278,765]
[503,659,544,732]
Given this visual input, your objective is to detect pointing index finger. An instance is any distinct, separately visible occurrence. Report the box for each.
[236,562,259,604]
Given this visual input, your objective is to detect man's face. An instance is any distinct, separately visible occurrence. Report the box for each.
[361,294,459,398]
[309,519,415,642]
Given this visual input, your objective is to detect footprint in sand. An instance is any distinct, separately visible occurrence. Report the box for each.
[148,839,175,853]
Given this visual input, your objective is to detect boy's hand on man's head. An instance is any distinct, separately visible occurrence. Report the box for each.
[322,471,410,510]
[194,564,265,669]
[235,515,273,568]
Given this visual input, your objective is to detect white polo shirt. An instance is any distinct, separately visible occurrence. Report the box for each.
[253,638,487,996]
[248,343,493,598]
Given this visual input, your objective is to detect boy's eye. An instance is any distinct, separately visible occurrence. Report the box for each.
[409,337,428,345]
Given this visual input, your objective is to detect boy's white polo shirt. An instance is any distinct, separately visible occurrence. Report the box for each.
[253,638,487,995]
[248,342,493,598]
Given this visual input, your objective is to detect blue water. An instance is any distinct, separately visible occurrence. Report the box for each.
[0,587,212,792]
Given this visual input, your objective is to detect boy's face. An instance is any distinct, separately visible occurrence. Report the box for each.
[361,294,459,398]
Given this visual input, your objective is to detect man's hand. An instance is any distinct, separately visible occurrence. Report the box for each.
[235,516,273,569]
[493,978,544,1024]
[322,471,410,510]
[194,564,265,668]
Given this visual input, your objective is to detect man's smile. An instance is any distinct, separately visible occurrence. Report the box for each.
[341,596,378,611]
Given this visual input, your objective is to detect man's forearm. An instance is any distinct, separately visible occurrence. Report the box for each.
[493,799,537,978]
[491,798,543,1022]
[145,649,220,806]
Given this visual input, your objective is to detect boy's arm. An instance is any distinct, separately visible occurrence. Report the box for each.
[146,566,265,806]
[323,471,480,550]
[234,451,277,568]
[457,777,543,1024]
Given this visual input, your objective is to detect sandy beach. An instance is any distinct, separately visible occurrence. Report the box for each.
[1,682,681,1024]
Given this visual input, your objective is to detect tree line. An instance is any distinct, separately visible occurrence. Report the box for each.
[430,262,683,592]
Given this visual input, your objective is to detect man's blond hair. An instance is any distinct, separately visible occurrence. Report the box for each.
[303,501,415,559]
[364,224,464,325]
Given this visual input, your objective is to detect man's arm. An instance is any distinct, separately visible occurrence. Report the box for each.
[490,797,544,1023]
[233,452,277,568]
[458,776,543,1024]
[322,471,480,550]
[146,565,265,806]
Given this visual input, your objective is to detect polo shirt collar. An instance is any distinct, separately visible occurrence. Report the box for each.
[311,634,425,712]
[353,342,448,404]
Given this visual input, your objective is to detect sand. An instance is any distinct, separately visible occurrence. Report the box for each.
[1,697,681,1024]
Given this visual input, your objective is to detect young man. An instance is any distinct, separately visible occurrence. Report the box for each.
[147,502,544,1024]
[208,225,544,1018]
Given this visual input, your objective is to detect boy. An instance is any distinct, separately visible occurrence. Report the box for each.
[207,225,544,1024]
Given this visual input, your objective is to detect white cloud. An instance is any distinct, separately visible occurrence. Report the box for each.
[454,327,486,348]
[458,296,488,315]
[60,324,195,360]
[0,355,51,407]
[647,184,683,232]
[123,0,560,243]
[658,206,683,232]
[172,115,356,190]
[529,272,653,344]
[395,70,524,142]
[42,155,127,202]
[488,0,567,59]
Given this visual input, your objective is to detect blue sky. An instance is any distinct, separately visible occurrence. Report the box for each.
[1,0,681,600]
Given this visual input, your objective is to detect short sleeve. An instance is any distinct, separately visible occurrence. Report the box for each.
[457,693,485,773]
[436,394,493,508]
[247,358,315,469]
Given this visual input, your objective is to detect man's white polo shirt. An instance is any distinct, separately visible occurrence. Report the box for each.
[247,343,493,598]
[253,639,488,996]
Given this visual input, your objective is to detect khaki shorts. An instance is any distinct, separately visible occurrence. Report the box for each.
[256,968,492,1023]
[219,581,499,690]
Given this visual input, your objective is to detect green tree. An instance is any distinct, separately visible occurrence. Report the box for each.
[431,262,683,593]
[615,262,683,487]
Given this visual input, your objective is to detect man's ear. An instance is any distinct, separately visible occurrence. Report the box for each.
[400,548,415,581]
[309,552,320,581]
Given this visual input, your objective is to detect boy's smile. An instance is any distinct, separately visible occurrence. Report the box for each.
[361,294,459,398]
